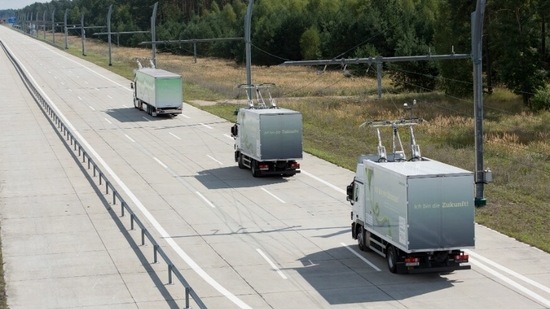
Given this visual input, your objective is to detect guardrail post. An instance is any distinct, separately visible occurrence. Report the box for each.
[168,265,173,284]
[106,182,109,194]
[99,172,102,185]
[112,192,116,205]
[130,214,134,230]
[153,244,158,263]
[186,287,193,309]
[121,202,125,217]
[141,228,145,245]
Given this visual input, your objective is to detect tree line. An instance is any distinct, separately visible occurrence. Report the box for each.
[10,0,550,110]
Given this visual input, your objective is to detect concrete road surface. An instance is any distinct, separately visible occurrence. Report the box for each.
[1,26,549,309]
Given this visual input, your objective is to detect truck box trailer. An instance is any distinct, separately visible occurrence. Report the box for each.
[232,108,303,177]
[230,84,302,177]
[347,117,474,273]
[132,68,183,116]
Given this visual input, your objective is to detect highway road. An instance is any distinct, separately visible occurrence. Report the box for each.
[1,26,550,309]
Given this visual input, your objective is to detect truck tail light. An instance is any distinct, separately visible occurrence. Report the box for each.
[290,162,300,169]
[259,163,269,171]
[404,257,420,267]
[455,253,469,263]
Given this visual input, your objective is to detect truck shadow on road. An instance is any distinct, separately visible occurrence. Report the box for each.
[106,107,177,122]
[195,166,291,189]
[288,246,460,305]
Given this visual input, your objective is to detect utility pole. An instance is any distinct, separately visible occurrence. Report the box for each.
[151,2,158,67]
[472,0,490,206]
[107,5,113,66]
[64,9,68,49]
[51,9,55,45]
[244,0,254,100]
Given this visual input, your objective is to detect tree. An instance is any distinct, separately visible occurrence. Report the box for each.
[489,0,548,107]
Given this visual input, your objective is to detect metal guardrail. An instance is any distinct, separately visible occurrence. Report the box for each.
[0,39,207,309]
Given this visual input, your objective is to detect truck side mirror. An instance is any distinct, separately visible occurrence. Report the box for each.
[130,82,134,89]
[346,182,354,202]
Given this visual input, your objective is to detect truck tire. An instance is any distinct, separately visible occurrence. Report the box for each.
[357,226,366,251]
[386,245,398,273]
[251,160,260,177]
[237,153,246,169]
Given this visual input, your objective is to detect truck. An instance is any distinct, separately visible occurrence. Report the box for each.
[131,62,183,117]
[346,115,474,274]
[231,84,302,177]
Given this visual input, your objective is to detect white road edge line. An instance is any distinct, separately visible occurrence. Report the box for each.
[181,114,190,119]
[261,188,286,204]
[341,243,381,271]
[207,155,223,165]
[195,191,215,208]
[89,105,95,111]
[466,250,550,294]
[302,169,346,195]
[124,134,135,143]
[224,134,233,140]
[104,118,112,124]
[142,116,150,122]
[77,96,82,101]
[200,123,213,129]
[469,258,550,307]
[169,132,181,140]
[153,157,168,169]
[6,44,252,309]
[256,249,287,279]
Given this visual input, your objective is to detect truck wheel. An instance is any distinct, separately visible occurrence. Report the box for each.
[251,161,260,177]
[237,153,245,169]
[357,226,369,251]
[386,245,398,273]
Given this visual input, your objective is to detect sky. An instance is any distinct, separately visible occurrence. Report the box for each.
[0,0,48,10]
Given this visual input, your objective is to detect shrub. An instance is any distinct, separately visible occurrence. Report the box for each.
[531,87,550,111]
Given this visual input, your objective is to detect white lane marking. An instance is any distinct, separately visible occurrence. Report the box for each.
[142,116,150,122]
[341,243,381,271]
[207,155,223,165]
[153,157,168,169]
[169,132,181,140]
[467,250,550,294]
[104,118,112,124]
[195,191,215,208]
[181,114,190,119]
[302,170,346,195]
[77,96,82,101]
[122,104,128,108]
[107,95,113,99]
[256,249,287,279]
[60,81,64,85]
[54,76,58,79]
[89,105,95,111]
[84,81,88,84]
[469,258,550,307]
[95,87,100,91]
[224,134,234,140]
[261,188,285,204]
[46,48,133,92]
[7,41,249,309]
[68,88,72,92]
[124,134,135,143]
[200,123,213,129]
